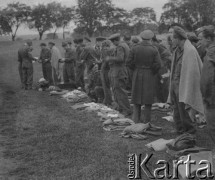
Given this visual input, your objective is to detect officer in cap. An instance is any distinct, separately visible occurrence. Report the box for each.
[106,33,132,117]
[60,41,76,84]
[18,40,36,90]
[127,30,161,126]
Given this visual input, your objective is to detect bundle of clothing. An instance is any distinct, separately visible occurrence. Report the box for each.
[62,90,90,103]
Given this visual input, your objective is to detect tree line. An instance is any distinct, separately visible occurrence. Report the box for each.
[0,0,157,41]
[0,0,214,41]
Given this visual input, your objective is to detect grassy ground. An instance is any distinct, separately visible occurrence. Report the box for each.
[0,40,214,180]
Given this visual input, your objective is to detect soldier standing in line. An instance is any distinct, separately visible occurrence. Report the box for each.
[106,33,132,117]
[38,43,53,84]
[100,40,114,106]
[19,40,36,90]
[61,42,76,84]
[127,30,161,124]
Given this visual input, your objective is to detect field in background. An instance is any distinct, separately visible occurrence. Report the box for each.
[0,40,213,180]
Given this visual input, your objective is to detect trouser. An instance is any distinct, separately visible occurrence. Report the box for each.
[22,65,33,88]
[126,67,133,91]
[52,67,60,86]
[42,62,53,84]
[63,62,75,84]
[205,106,215,145]
[133,104,152,123]
[100,69,112,105]
[18,62,24,87]
[76,64,85,89]
[109,67,131,116]
[171,81,196,134]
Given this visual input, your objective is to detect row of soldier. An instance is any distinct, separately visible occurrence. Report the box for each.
[17,25,215,144]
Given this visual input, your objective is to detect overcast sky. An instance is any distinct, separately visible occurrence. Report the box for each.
[0,0,168,35]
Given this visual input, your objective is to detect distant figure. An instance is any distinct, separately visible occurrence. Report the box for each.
[18,40,35,90]
[107,33,132,117]
[39,43,53,84]
[61,42,76,84]
[167,26,204,135]
[127,30,161,124]
[48,42,62,86]
[18,43,27,89]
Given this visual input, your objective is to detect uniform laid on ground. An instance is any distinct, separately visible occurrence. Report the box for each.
[127,30,161,124]
[18,41,35,90]
[39,43,53,84]
[167,26,204,135]
[107,33,132,117]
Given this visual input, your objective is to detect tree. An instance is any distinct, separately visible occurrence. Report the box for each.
[29,4,52,40]
[0,2,31,41]
[75,0,113,37]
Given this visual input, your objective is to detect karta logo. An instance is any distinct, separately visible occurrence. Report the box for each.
[127,153,214,179]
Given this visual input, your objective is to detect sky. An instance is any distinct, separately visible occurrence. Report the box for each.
[0,0,168,35]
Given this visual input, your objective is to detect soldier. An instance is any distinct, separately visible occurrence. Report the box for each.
[152,35,172,103]
[106,33,132,117]
[19,40,36,90]
[38,43,53,84]
[48,42,62,86]
[200,27,215,144]
[18,42,28,89]
[61,42,76,84]
[100,40,114,106]
[75,38,86,89]
[123,34,132,48]
[167,26,204,135]
[127,30,161,124]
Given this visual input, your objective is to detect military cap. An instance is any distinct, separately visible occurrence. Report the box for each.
[173,26,187,39]
[25,40,33,46]
[108,33,121,41]
[40,43,46,46]
[132,36,140,44]
[84,37,91,42]
[140,30,154,40]
[102,40,111,47]
[96,36,106,42]
[48,41,55,45]
[187,32,198,43]
[123,34,131,41]
[62,41,68,47]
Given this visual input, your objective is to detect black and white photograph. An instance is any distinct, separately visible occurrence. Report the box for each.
[0,0,215,179]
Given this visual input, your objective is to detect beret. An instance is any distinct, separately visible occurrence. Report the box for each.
[96,36,106,41]
[109,33,121,41]
[84,37,91,42]
[40,43,46,46]
[140,30,154,40]
[48,41,55,45]
[62,41,68,47]
[173,26,187,39]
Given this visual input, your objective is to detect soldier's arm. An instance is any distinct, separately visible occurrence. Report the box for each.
[108,46,124,63]
[126,47,135,70]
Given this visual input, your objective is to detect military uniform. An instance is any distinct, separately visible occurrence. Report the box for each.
[100,41,114,105]
[75,43,86,89]
[39,47,53,84]
[127,30,161,123]
[19,45,34,89]
[63,47,76,84]
[108,34,131,116]
[18,47,25,88]
[201,43,215,144]
[153,42,172,103]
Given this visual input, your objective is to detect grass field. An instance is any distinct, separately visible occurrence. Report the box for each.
[0,39,214,180]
